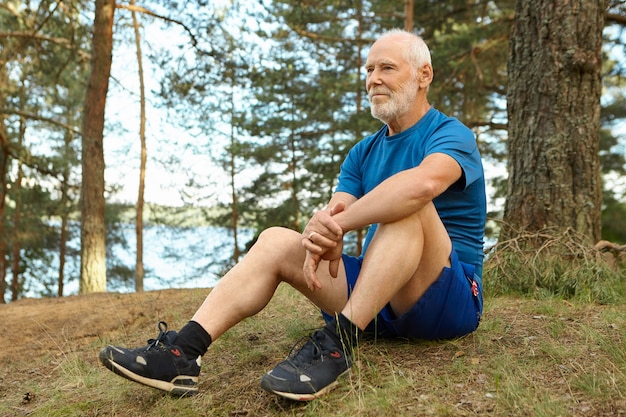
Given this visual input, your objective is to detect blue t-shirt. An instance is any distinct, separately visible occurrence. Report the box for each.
[336,107,486,278]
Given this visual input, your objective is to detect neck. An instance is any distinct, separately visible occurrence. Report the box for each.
[386,101,431,136]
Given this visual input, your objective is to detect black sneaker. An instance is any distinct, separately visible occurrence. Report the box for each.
[99,321,201,396]
[260,327,353,401]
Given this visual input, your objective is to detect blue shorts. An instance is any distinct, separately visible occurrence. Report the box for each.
[323,248,483,340]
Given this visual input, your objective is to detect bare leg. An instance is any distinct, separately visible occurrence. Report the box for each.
[98,226,349,397]
[191,226,349,341]
[343,202,451,330]
[192,202,449,339]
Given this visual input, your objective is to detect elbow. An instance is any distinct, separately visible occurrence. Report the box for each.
[412,179,441,204]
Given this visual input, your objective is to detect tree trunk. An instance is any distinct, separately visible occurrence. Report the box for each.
[229,81,241,263]
[10,157,22,301]
[502,0,607,244]
[132,0,146,293]
[0,129,8,303]
[58,128,74,297]
[58,207,68,297]
[404,0,414,31]
[80,0,115,294]
[10,83,26,301]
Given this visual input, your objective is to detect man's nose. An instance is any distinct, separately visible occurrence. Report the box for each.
[366,70,382,88]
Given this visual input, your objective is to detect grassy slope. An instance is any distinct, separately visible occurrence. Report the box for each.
[0,286,624,417]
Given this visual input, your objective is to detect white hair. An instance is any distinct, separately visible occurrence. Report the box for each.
[377,29,432,77]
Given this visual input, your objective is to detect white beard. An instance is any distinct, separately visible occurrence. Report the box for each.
[369,79,419,124]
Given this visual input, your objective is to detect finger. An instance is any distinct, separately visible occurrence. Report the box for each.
[302,234,337,254]
[301,238,325,254]
[311,212,343,239]
[308,231,338,248]
[329,258,340,278]
[321,216,343,238]
[305,267,322,291]
[329,201,346,216]
[303,253,323,291]
[308,273,322,291]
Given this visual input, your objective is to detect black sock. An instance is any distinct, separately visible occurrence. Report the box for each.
[173,320,212,360]
[324,313,360,351]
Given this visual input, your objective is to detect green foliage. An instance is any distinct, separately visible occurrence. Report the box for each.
[1,0,626,301]
[484,228,625,303]
[602,194,626,244]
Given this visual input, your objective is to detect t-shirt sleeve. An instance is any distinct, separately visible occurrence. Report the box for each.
[335,144,364,198]
[426,121,482,190]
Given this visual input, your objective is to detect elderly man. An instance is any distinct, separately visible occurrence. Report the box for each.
[100,29,486,401]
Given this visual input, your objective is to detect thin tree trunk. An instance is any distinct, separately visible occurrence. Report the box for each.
[0,129,8,303]
[404,0,414,31]
[58,129,73,297]
[290,115,300,231]
[58,208,68,297]
[10,158,22,301]
[0,54,9,303]
[229,76,240,262]
[10,83,26,301]
[131,0,146,292]
[80,0,115,294]
[502,0,606,244]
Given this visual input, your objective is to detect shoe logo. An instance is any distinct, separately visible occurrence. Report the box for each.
[330,351,341,359]
[171,348,181,357]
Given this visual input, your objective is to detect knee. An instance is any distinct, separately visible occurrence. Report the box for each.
[253,226,301,251]
[380,202,440,233]
[250,227,306,278]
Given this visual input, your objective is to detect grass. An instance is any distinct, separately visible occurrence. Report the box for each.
[486,230,625,303]
[1,284,624,417]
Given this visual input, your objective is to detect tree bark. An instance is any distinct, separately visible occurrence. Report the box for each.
[502,0,607,244]
[80,0,115,294]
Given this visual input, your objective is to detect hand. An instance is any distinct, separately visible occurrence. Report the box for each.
[301,201,345,256]
[301,202,346,288]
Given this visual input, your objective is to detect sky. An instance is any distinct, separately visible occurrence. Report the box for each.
[105,22,228,207]
[104,3,273,208]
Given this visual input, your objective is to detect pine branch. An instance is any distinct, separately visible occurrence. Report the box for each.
[115,3,199,47]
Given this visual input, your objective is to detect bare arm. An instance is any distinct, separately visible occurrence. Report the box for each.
[332,153,462,233]
[300,152,461,291]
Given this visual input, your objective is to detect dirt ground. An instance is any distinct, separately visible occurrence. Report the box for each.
[1,288,624,416]
[0,289,210,363]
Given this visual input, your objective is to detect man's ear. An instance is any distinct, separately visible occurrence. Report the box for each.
[419,64,434,87]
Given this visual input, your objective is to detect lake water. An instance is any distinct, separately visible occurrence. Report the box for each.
[15,224,495,302]
[18,225,254,301]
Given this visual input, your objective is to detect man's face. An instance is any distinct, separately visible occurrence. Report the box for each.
[365,37,419,124]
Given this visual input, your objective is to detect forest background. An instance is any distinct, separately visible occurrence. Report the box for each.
[1,0,625,303]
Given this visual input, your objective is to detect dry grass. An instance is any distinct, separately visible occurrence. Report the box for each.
[0,284,624,416]
[484,228,626,303]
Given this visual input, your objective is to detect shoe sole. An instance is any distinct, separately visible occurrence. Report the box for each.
[99,349,198,396]
[261,369,350,401]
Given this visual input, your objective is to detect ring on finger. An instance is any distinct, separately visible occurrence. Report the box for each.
[308,232,316,241]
